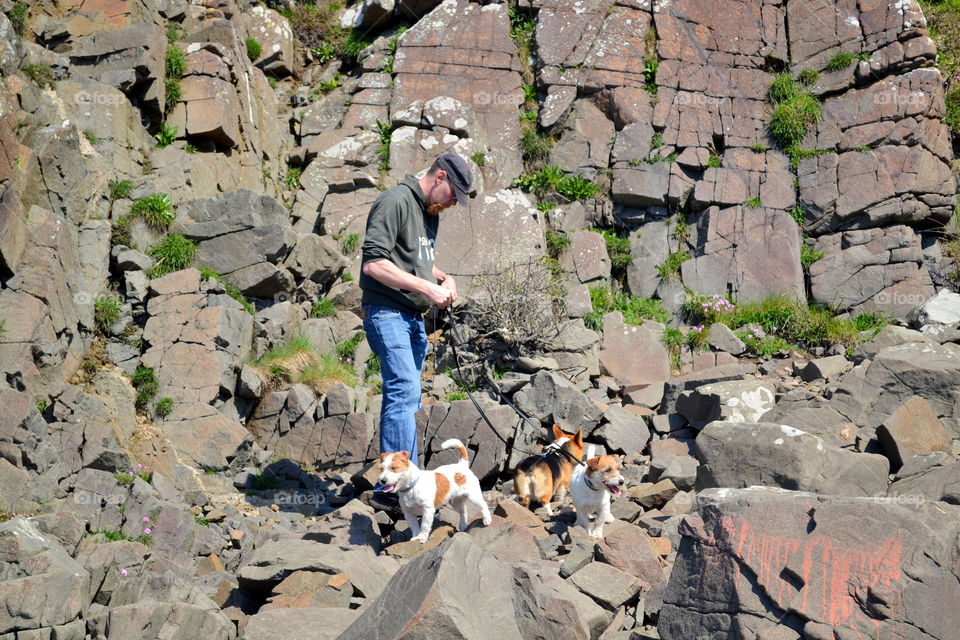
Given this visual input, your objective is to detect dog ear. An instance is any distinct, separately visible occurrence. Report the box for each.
[378,453,390,462]
[551,424,563,440]
[574,428,583,447]
[397,451,410,460]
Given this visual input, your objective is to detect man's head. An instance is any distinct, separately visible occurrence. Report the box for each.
[420,153,472,215]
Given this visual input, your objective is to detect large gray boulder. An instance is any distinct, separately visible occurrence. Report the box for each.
[171,190,296,297]
[340,533,607,640]
[659,488,960,640]
[681,205,805,304]
[830,342,960,436]
[695,421,889,497]
[512,371,604,434]
[676,380,776,429]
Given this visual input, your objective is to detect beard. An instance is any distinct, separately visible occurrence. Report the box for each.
[426,203,449,215]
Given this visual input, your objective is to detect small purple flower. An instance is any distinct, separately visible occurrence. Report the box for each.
[144,527,152,535]
[136,463,143,469]
[120,569,128,577]
[142,516,150,522]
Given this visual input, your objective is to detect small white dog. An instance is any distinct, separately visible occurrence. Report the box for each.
[375,439,492,543]
[570,445,625,538]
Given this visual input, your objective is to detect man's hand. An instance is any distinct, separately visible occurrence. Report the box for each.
[426,282,454,308]
[439,274,458,304]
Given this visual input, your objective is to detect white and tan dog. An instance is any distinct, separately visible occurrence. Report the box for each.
[570,445,625,538]
[375,439,492,543]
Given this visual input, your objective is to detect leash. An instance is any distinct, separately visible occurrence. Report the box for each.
[442,307,586,466]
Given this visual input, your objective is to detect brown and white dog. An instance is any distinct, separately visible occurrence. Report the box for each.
[375,439,491,543]
[570,445,624,538]
[513,425,585,516]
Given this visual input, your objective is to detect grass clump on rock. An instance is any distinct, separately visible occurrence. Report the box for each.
[585,286,669,331]
[147,234,196,278]
[251,334,356,394]
[767,74,821,149]
[131,193,175,231]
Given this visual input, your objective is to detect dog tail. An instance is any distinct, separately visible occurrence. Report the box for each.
[440,439,469,463]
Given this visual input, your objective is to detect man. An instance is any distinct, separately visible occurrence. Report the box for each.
[360,152,473,466]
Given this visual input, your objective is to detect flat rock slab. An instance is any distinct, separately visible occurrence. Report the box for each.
[695,421,889,497]
[567,561,642,611]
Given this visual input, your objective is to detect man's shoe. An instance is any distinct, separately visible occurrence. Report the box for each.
[368,491,403,518]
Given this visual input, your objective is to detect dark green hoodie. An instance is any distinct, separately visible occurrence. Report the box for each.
[359,175,439,314]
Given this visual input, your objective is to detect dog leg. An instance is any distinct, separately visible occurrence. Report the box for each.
[455,499,470,531]
[404,511,421,540]
[413,507,436,543]
[574,508,590,532]
[474,494,492,526]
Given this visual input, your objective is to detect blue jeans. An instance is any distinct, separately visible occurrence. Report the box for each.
[363,304,427,465]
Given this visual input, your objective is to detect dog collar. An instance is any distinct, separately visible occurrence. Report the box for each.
[542,441,587,467]
[583,474,603,492]
[397,475,420,493]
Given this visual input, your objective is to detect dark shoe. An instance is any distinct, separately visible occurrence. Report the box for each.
[367,491,403,518]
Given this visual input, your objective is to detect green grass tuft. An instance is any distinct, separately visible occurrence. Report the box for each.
[824,51,856,72]
[585,286,669,331]
[94,294,122,335]
[131,194,175,231]
[310,298,337,318]
[147,234,196,278]
[245,37,263,61]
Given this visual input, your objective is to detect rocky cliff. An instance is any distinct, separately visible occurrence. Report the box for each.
[1,0,960,639]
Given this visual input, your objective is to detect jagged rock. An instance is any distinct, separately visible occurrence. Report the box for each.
[567,561,642,611]
[301,500,384,553]
[808,225,934,317]
[659,488,960,640]
[798,355,852,382]
[597,313,670,391]
[241,607,361,640]
[695,421,889,496]
[681,206,805,305]
[511,559,610,639]
[418,399,520,481]
[660,363,757,415]
[512,371,604,434]
[758,388,856,446]
[171,190,295,296]
[611,163,670,208]
[852,324,933,361]
[594,521,664,588]
[285,234,346,285]
[390,1,524,188]
[887,455,960,504]
[242,6,294,76]
[70,23,167,116]
[560,230,610,285]
[436,189,544,290]
[676,380,775,430]
[0,518,90,634]
[830,342,960,436]
[705,323,746,356]
[550,100,615,181]
[876,396,951,470]
[0,189,29,282]
[86,601,236,640]
[910,288,960,330]
[340,533,522,638]
[595,404,651,455]
[624,220,670,299]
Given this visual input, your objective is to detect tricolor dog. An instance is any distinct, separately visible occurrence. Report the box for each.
[375,439,491,543]
[513,425,585,516]
[570,445,625,538]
